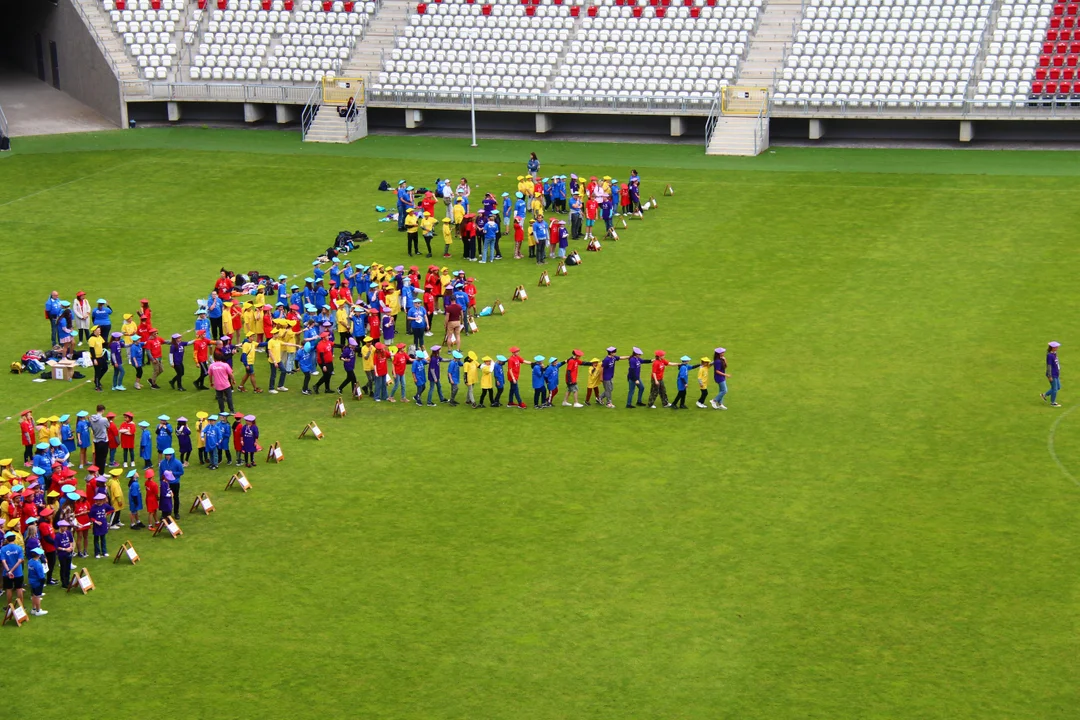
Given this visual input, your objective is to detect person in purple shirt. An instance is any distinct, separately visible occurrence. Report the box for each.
[597,345,621,408]
[626,347,646,409]
[109,332,126,391]
[168,334,189,391]
[241,415,259,468]
[427,345,446,405]
[336,338,358,396]
[1043,341,1062,407]
[89,492,114,558]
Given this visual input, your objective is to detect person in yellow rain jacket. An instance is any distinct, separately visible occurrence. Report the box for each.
[441,218,453,258]
[238,331,261,393]
[523,176,535,198]
[477,356,496,408]
[105,469,125,528]
[195,411,208,465]
[695,355,711,408]
[463,350,479,407]
[419,211,437,258]
[516,175,527,195]
[241,302,257,339]
[585,357,603,406]
[361,337,375,395]
[335,305,350,346]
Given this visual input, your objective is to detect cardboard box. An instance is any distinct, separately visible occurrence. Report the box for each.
[47,359,77,381]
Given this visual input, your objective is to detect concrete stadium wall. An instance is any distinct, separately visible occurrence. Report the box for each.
[0,0,123,126]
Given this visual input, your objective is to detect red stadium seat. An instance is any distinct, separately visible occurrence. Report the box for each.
[116,0,125,7]
[632,5,641,16]
[1051,68,1061,79]
[569,5,578,15]
[1045,42,1055,53]
[1037,69,1047,79]
[217,0,225,9]
[1065,68,1076,79]
[1067,17,1076,27]
[1033,81,1044,93]
[481,3,491,13]
[525,5,535,15]
[150,0,160,8]
[342,0,352,8]
[1070,55,1079,66]
[416,2,425,12]
[284,0,292,9]
[655,7,664,16]
[1047,82,1059,93]
[1069,4,1078,15]
[1041,56,1051,66]
[1049,30,1059,41]
[1054,55,1065,66]
[689,6,699,17]
[1055,4,1064,14]
[1061,82,1072,93]
[587,5,596,15]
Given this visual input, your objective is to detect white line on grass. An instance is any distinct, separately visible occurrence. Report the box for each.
[1047,404,1080,488]
[0,160,140,210]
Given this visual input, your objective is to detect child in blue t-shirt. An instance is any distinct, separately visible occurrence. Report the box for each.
[28,547,47,616]
[138,421,153,469]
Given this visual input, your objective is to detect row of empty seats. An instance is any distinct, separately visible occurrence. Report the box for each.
[974,0,1048,104]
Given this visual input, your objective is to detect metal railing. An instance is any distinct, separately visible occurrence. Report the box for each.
[122,80,315,102]
[752,107,768,154]
[300,82,322,138]
[0,102,8,141]
[69,0,123,77]
[772,96,1080,118]
[704,90,722,148]
[345,81,367,140]
[366,85,717,114]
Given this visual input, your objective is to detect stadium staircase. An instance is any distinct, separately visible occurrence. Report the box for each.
[343,0,411,77]
[72,0,145,82]
[736,0,802,90]
[303,107,353,139]
[706,0,801,155]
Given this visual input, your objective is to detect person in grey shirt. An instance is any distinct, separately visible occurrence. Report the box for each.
[89,404,110,470]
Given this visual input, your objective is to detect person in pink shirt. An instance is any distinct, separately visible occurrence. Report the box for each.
[207,353,236,414]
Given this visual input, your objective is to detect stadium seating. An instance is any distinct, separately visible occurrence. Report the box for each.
[774,0,994,108]
[1028,0,1080,101]
[106,0,182,80]
[974,1,1048,106]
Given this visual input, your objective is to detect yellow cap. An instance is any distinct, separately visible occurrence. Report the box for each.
[6,518,19,529]
[0,459,11,466]
[109,469,122,477]
[467,351,478,361]
[196,411,209,420]
[48,416,60,423]
[482,356,492,362]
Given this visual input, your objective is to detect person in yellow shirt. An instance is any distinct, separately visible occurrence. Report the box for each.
[105,469,125,528]
[695,356,712,408]
[516,175,527,195]
[120,314,138,345]
[361,337,375,395]
[585,357,603,406]
[404,207,420,257]
[47,417,61,441]
[88,325,108,391]
[241,303,257,338]
[222,302,236,339]
[0,460,15,485]
[238,331,261,393]
[477,356,495,408]
[531,194,544,220]
[419,211,437,258]
[452,198,465,236]
[252,300,266,343]
[440,219,453,258]
[335,305,350,346]
[266,326,298,394]
[523,176,535,197]
[463,350,479,407]
[195,411,208,466]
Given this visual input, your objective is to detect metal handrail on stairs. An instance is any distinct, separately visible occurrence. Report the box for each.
[300,82,322,139]
[70,0,124,77]
[344,80,367,141]
[0,102,9,142]
[753,108,767,155]
[704,90,722,150]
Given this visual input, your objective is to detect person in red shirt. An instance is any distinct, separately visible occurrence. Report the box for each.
[231,414,244,467]
[119,412,137,468]
[38,508,57,585]
[106,413,121,467]
[390,344,408,402]
[562,349,584,407]
[228,302,243,342]
[312,334,336,394]
[192,330,213,391]
[144,468,160,527]
[648,350,672,408]
[215,271,234,302]
[366,308,381,341]
[73,492,91,558]
[505,346,528,408]
[373,342,390,401]
[421,190,437,217]
[423,287,436,326]
[584,198,599,241]
[328,282,341,311]
[137,298,152,327]
[19,410,35,466]
[145,328,164,389]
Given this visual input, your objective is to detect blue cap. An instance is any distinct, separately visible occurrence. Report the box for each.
[452,351,463,359]
[416,350,427,360]
[127,469,137,478]
[515,192,524,198]
[311,260,320,266]
[496,354,507,362]
[65,492,79,501]
[332,257,341,264]
[278,274,288,280]
[163,448,174,455]
[35,442,48,450]
[138,421,149,427]
[534,355,545,362]
[406,185,414,191]
[31,547,44,556]
[680,355,691,362]
[97,298,107,304]
[11,484,23,492]
[76,411,88,418]
[59,300,71,307]
[31,465,46,474]
[501,192,510,197]
[58,414,69,422]
[549,357,558,364]
[157,414,170,421]
[208,414,219,421]
[60,484,75,493]
[305,277,315,283]
[4,532,14,539]
[48,438,60,447]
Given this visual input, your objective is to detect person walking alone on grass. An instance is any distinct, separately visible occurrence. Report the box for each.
[1043,341,1062,407]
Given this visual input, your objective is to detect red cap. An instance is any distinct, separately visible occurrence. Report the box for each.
[124,411,134,417]
[20,410,31,416]
[40,507,54,518]
[76,290,86,296]
[87,465,99,472]
[375,342,385,350]
[139,298,149,304]
[144,469,155,478]
[573,349,583,357]
[656,350,666,357]
[106,412,116,419]
[509,346,520,353]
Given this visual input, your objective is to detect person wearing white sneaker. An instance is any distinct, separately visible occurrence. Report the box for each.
[563,349,587,408]
[695,355,712,408]
[27,547,47,616]
[711,347,730,410]
[1044,341,1063,407]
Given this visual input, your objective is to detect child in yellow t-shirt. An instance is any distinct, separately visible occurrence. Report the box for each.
[420,212,437,257]
[585,358,603,406]
[463,351,479,406]
[695,356,711,408]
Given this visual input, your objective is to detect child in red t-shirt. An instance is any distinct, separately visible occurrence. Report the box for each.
[119,412,136,468]
[647,350,672,408]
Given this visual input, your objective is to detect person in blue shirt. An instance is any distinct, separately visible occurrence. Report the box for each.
[127,469,145,528]
[302,280,316,308]
[329,259,341,287]
[671,356,698,410]
[527,152,540,178]
[32,445,50,480]
[297,342,316,395]
[206,292,224,340]
[138,421,153,469]
[59,414,75,453]
[289,286,303,310]
[311,262,325,284]
[27,547,47,615]
[194,308,210,338]
[128,335,145,390]
[531,356,547,408]
[411,351,428,407]
[493,354,506,407]
[1044,341,1062,407]
[409,304,428,350]
[532,219,548,265]
[569,195,583,239]
[481,216,498,264]
[92,299,113,338]
[155,415,173,456]
[313,282,329,310]
[49,437,69,466]
[76,411,91,469]
[45,292,63,346]
[158,447,184,515]
[544,357,563,407]
[2,533,25,606]
[447,350,463,406]
[501,192,513,232]
[396,180,413,231]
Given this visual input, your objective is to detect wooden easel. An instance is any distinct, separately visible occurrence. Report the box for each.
[556,261,568,276]
[2,600,28,626]
[538,271,550,287]
[113,540,139,565]
[298,421,324,440]
[152,516,183,538]
[494,299,505,315]
[332,396,347,417]
[266,441,283,463]
[352,384,364,400]
[67,567,95,594]
[189,492,215,515]
[225,471,252,492]
[512,285,528,301]
[664,183,674,196]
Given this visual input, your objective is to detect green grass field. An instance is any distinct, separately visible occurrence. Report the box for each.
[2,129,1079,719]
